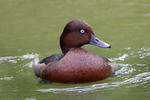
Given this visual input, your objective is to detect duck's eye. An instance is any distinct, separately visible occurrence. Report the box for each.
[80,29,85,34]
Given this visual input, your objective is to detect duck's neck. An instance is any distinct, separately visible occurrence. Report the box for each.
[60,34,82,54]
[61,47,85,55]
[61,47,70,54]
[60,45,82,54]
[60,42,82,54]
[60,38,70,54]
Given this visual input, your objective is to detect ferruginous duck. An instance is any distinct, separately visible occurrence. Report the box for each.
[33,20,117,83]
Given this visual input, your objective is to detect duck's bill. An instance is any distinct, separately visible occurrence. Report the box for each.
[89,34,111,48]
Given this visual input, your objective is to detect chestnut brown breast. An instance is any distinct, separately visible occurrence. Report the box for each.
[45,48,111,83]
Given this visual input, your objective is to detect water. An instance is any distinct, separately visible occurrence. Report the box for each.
[0,0,150,100]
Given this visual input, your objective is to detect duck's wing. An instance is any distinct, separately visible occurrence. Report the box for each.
[40,54,64,64]
[96,55,117,74]
[95,55,111,62]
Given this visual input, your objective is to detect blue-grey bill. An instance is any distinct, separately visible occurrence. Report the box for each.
[89,34,111,48]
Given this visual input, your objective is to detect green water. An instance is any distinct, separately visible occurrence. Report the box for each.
[0,0,150,100]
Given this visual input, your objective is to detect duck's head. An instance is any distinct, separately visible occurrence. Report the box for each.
[60,20,111,54]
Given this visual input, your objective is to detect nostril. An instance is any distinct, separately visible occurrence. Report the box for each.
[95,39,99,42]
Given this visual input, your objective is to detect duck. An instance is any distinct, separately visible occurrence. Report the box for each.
[32,20,117,83]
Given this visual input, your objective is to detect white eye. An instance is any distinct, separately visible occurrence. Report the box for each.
[80,29,85,34]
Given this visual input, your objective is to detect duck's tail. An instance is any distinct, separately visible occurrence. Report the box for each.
[32,54,46,77]
[108,63,118,75]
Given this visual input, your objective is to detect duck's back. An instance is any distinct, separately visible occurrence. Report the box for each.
[45,48,112,83]
[40,54,64,64]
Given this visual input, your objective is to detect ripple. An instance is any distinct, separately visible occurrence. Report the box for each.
[0,76,14,80]
[1,47,150,93]
[37,47,150,93]
[109,54,128,61]
[24,61,33,68]
[37,72,150,93]
[37,83,118,93]
[0,54,35,64]
[125,47,132,50]
[0,56,17,63]
[20,54,35,60]
[136,63,146,67]
[126,2,137,6]
[36,47,150,93]
[138,48,150,59]
[25,98,36,100]
[139,13,150,17]
[126,2,150,7]
[8,59,17,63]
[139,52,150,59]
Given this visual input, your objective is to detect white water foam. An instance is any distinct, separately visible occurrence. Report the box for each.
[0,76,14,80]
[0,54,35,66]
[25,98,36,100]
[138,48,150,59]
[109,54,128,62]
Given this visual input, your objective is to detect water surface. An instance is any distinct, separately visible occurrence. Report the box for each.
[0,0,150,100]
